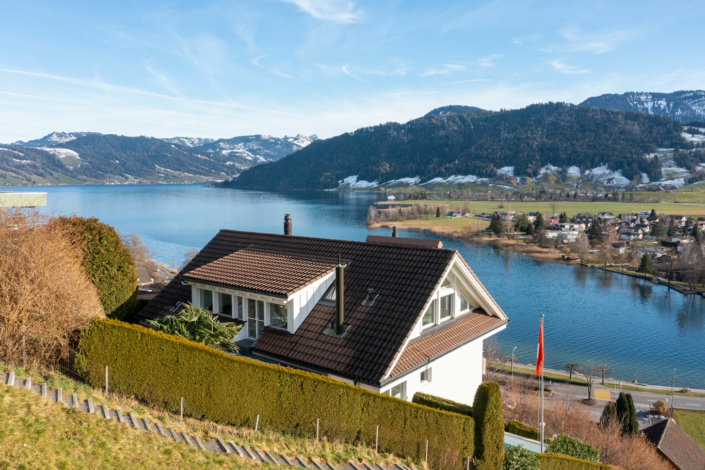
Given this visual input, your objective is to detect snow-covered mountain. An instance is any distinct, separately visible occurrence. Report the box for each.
[14,132,94,147]
[195,134,318,163]
[162,137,216,148]
[580,90,705,123]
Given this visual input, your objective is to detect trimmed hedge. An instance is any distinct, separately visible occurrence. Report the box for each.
[546,435,599,463]
[537,453,610,470]
[412,392,473,417]
[472,382,504,470]
[52,217,137,320]
[506,420,541,441]
[77,319,474,469]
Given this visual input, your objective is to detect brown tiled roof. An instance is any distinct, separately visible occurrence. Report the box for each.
[183,247,341,297]
[389,311,506,379]
[642,419,705,470]
[139,230,503,385]
[365,235,443,249]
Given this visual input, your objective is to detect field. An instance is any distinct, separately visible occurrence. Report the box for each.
[377,200,705,218]
[673,409,705,450]
[369,215,489,237]
[0,384,271,469]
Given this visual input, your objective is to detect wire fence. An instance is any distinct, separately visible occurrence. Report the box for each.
[3,350,475,469]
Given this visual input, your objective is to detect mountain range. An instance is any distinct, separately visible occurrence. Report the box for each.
[1,132,315,186]
[580,90,705,123]
[228,103,697,192]
[423,105,484,118]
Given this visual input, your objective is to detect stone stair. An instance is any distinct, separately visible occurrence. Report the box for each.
[0,371,415,470]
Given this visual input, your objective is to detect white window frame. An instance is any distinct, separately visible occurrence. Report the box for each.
[421,301,436,329]
[439,292,453,322]
[389,381,406,400]
[420,368,432,384]
[268,302,289,331]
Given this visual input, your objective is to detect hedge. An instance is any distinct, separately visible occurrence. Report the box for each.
[546,435,600,463]
[506,420,541,441]
[537,453,611,470]
[52,217,137,320]
[472,382,504,470]
[76,319,474,469]
[412,392,473,417]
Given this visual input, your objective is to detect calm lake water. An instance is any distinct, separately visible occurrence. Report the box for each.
[8,184,705,388]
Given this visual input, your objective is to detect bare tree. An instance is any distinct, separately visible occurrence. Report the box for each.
[181,248,200,270]
[549,201,558,217]
[634,372,641,390]
[582,360,599,401]
[597,364,612,385]
[122,232,157,275]
[483,337,502,377]
[575,232,590,263]
[564,363,581,381]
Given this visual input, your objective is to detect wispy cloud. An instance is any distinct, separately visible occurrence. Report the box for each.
[341,65,368,82]
[422,64,466,77]
[252,55,292,79]
[143,59,182,96]
[477,54,502,67]
[279,0,364,23]
[444,79,493,85]
[442,0,531,33]
[547,60,590,75]
[550,28,638,54]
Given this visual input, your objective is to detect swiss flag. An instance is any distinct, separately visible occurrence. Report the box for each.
[535,321,544,377]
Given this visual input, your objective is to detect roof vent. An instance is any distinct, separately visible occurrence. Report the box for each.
[362,288,378,307]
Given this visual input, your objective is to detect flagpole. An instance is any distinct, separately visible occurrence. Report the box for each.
[540,314,545,453]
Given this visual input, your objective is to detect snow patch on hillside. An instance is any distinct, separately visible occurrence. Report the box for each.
[567,166,581,177]
[40,148,80,159]
[585,165,630,187]
[539,164,559,175]
[496,166,514,176]
[384,176,421,186]
[337,175,379,189]
[421,175,488,185]
[0,148,25,157]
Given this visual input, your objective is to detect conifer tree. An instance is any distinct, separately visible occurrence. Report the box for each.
[651,221,666,238]
[559,212,569,223]
[436,207,441,218]
[626,394,639,434]
[667,218,677,237]
[650,208,657,219]
[638,254,653,274]
[534,212,545,230]
[695,226,702,245]
[588,218,603,242]
[525,222,535,236]
[489,214,505,236]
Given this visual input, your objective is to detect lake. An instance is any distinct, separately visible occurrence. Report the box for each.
[8,184,705,388]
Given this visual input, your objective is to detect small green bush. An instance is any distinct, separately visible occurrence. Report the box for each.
[77,319,474,469]
[52,217,137,320]
[506,420,540,441]
[473,382,504,470]
[545,435,600,463]
[505,445,538,470]
[412,392,473,417]
[537,453,610,470]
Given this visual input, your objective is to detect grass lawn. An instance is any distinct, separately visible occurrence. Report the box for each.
[0,364,409,469]
[377,200,705,218]
[0,385,272,469]
[673,409,705,450]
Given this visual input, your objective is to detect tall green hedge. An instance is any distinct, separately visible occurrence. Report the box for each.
[506,420,541,441]
[53,217,137,320]
[76,319,474,469]
[412,392,473,417]
[546,435,600,463]
[537,453,610,470]
[472,382,504,470]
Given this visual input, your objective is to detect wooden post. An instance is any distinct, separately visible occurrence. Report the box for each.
[467,456,470,470]
[105,366,109,398]
[255,414,260,433]
[375,425,379,453]
[425,440,428,464]
[22,325,26,370]
[180,397,183,421]
[316,418,319,441]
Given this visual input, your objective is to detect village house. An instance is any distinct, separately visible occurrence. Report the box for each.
[597,212,615,220]
[642,418,705,470]
[138,216,508,406]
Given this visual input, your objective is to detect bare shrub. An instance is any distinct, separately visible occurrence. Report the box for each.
[501,380,669,469]
[122,232,157,275]
[0,209,103,367]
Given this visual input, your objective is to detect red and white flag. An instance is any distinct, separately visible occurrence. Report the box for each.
[535,320,544,377]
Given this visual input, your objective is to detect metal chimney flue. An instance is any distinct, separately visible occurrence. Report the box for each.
[335,254,345,336]
[392,226,398,237]
[284,214,292,236]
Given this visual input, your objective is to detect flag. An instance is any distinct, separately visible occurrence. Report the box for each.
[535,320,544,377]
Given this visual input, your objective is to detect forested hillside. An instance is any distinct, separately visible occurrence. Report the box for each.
[228,103,687,191]
[423,105,485,118]
[580,90,705,123]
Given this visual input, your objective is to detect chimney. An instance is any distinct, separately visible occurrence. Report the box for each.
[335,253,345,336]
[392,226,397,237]
[284,214,292,236]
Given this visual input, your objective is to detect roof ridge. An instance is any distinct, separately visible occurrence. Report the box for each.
[218,228,456,254]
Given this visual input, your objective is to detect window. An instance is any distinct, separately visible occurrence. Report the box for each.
[440,294,452,320]
[324,286,336,301]
[390,382,406,400]
[460,294,470,312]
[201,289,213,312]
[235,296,244,320]
[247,299,265,339]
[422,302,435,327]
[420,368,432,383]
[218,293,232,316]
[270,303,288,330]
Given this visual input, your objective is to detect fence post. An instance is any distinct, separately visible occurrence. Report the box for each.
[316,418,319,442]
[105,366,109,398]
[22,325,26,369]
[255,414,260,433]
[375,425,379,453]
[425,439,428,464]
[466,456,470,470]
[180,397,183,421]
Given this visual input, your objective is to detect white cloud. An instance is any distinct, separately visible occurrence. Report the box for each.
[422,63,466,77]
[252,55,292,79]
[547,60,590,75]
[553,28,638,54]
[477,54,502,67]
[143,59,182,96]
[279,0,364,23]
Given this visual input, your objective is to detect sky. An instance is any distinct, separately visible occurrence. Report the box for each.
[1,0,704,143]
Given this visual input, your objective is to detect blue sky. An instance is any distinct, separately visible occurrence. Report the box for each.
[1,0,704,143]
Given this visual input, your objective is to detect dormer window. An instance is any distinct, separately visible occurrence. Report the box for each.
[422,302,435,327]
[440,294,452,321]
[270,303,288,330]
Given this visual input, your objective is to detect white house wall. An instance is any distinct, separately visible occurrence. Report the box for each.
[290,272,336,331]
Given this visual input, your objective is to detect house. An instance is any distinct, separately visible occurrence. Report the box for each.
[670,216,687,228]
[620,227,644,241]
[557,223,584,232]
[136,267,154,286]
[641,418,705,470]
[138,217,509,406]
[598,212,615,220]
